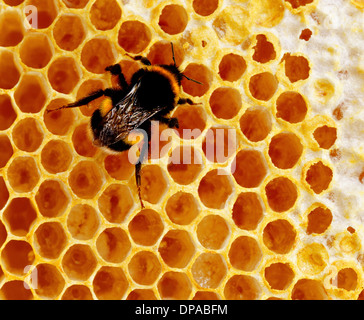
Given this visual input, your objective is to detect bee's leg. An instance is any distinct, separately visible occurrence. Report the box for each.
[177,98,201,105]
[135,162,144,209]
[46,89,114,113]
[105,64,128,89]
[135,139,149,208]
[125,53,151,66]
[154,115,179,129]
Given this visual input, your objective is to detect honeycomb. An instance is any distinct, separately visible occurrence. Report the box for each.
[0,0,364,301]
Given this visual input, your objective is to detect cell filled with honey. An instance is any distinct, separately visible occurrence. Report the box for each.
[140,165,168,204]
[7,156,40,193]
[249,72,278,101]
[53,14,86,51]
[1,240,35,275]
[229,236,262,272]
[72,122,98,158]
[165,192,199,225]
[0,177,9,211]
[209,87,242,119]
[305,161,333,194]
[263,219,296,254]
[158,4,188,35]
[3,197,37,237]
[265,176,298,212]
[127,289,157,300]
[333,268,358,291]
[181,63,213,97]
[0,281,33,300]
[96,227,131,263]
[240,106,272,142]
[224,275,261,300]
[44,99,75,136]
[90,0,121,31]
[61,285,93,300]
[12,117,44,153]
[196,215,230,250]
[0,135,13,168]
[41,140,73,174]
[0,11,24,47]
[67,204,100,240]
[118,21,151,54]
[128,209,164,246]
[158,271,192,300]
[93,266,128,300]
[34,222,67,259]
[252,34,276,64]
[158,230,195,268]
[276,91,307,123]
[34,264,65,299]
[291,279,328,300]
[0,50,20,90]
[128,251,161,285]
[0,94,17,131]
[218,53,247,82]
[264,262,295,291]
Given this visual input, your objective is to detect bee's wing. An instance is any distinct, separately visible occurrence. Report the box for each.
[101,83,163,145]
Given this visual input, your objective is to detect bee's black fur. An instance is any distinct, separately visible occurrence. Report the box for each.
[47,43,200,208]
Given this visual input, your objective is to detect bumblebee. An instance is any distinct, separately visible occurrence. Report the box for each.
[48,43,201,208]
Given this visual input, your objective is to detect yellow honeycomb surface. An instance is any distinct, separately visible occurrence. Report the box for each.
[0,0,364,300]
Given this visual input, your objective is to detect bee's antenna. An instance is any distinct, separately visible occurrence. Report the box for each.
[170,42,177,67]
[181,74,203,85]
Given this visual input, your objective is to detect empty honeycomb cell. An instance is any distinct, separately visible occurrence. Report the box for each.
[209,87,242,119]
[297,243,329,275]
[253,35,276,64]
[265,177,298,212]
[333,268,358,291]
[268,132,303,169]
[127,289,157,300]
[104,152,134,181]
[48,57,81,94]
[68,160,104,199]
[141,165,168,204]
[96,227,131,263]
[0,11,24,46]
[167,146,203,185]
[72,123,98,157]
[240,106,272,142]
[305,161,333,194]
[3,197,37,237]
[35,180,70,218]
[1,240,35,275]
[192,253,227,289]
[307,206,333,234]
[192,0,219,16]
[264,262,295,290]
[34,222,67,259]
[19,33,53,69]
[165,191,199,225]
[313,126,337,149]
[232,192,264,231]
[81,38,116,74]
[0,281,33,300]
[282,53,310,83]
[0,177,9,211]
[158,4,188,35]
[0,94,17,130]
[62,244,97,281]
[196,215,229,250]
[0,220,7,249]
[77,80,106,116]
[53,14,86,51]
[165,192,199,225]
[98,184,134,223]
[147,41,184,66]
[93,266,128,300]
[193,291,220,300]
[181,63,213,97]
[249,72,278,101]
[61,285,93,300]
[0,135,13,168]
[7,156,40,193]
[218,53,247,82]
[202,127,237,163]
[276,91,307,123]
[158,271,192,300]
[128,251,161,285]
[224,275,261,300]
[263,219,296,254]
[67,204,99,240]
[158,230,195,268]
[128,209,164,246]
[291,279,328,300]
[90,0,122,31]
[233,150,268,188]
[212,6,249,44]
[14,73,47,113]
[198,169,233,209]
[41,140,73,174]
[285,0,314,9]
[44,99,75,136]
[118,21,151,54]
[172,104,206,139]
[62,0,89,8]
[0,51,20,89]
[12,118,44,152]
[229,236,262,272]
[300,28,312,41]
[34,264,65,299]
